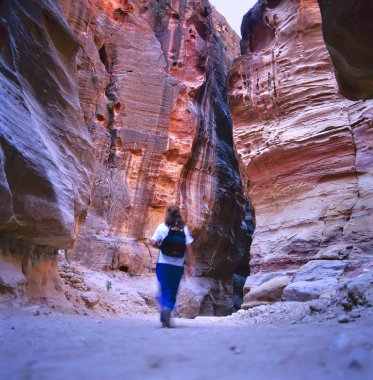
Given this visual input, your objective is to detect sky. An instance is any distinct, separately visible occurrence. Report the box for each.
[209,0,258,35]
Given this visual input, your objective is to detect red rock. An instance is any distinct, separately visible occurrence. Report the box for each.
[57,0,251,286]
[228,0,373,274]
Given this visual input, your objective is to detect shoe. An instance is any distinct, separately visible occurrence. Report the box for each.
[160,307,171,328]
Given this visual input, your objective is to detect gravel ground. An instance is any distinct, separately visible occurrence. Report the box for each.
[0,309,372,380]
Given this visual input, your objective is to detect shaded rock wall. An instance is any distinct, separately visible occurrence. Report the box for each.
[55,0,252,288]
[228,0,373,282]
[317,0,373,100]
[0,0,95,302]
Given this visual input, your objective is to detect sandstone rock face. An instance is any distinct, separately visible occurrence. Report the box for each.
[0,0,95,301]
[177,277,234,317]
[228,0,373,278]
[56,0,252,287]
[242,275,291,309]
[317,0,373,100]
[242,257,373,308]
[283,278,338,302]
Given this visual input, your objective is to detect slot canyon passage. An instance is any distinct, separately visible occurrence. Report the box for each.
[0,0,372,379]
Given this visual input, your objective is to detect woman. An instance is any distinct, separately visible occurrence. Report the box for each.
[149,205,194,328]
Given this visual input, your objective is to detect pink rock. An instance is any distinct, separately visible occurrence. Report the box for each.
[57,0,251,283]
[228,0,373,275]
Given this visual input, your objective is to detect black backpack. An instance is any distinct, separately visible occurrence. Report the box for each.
[160,226,186,258]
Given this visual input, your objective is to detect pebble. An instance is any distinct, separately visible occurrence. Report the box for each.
[338,314,350,323]
[229,345,243,355]
[350,310,361,319]
[349,359,362,370]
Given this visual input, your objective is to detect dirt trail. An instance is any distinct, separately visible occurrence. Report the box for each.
[1,310,372,380]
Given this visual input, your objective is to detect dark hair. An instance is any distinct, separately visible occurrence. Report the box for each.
[165,205,185,227]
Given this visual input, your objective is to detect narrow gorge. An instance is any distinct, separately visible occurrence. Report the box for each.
[0,0,253,316]
[1,1,373,379]
[0,0,372,321]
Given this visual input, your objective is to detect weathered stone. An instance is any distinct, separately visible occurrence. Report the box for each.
[308,299,328,314]
[293,260,346,282]
[283,278,338,302]
[228,0,373,277]
[350,310,361,319]
[81,292,100,309]
[0,241,66,304]
[0,0,95,247]
[243,271,295,297]
[242,275,292,309]
[337,314,350,324]
[312,245,354,260]
[0,256,26,298]
[0,0,95,303]
[54,0,252,292]
[345,272,373,307]
[177,277,233,318]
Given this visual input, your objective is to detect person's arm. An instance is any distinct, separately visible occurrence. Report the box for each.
[149,239,160,249]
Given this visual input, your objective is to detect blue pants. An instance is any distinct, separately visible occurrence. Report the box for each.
[156,263,184,311]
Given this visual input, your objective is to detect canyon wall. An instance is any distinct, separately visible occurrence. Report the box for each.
[228,0,373,307]
[317,0,373,100]
[0,0,253,313]
[0,0,95,302]
[54,0,252,294]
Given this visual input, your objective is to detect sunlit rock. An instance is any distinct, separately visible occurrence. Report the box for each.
[228,0,373,278]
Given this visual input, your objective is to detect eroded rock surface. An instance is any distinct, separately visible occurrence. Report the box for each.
[38,0,252,314]
[56,0,251,286]
[317,0,373,100]
[228,0,373,281]
[0,0,95,301]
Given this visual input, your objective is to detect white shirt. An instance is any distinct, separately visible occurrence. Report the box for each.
[151,223,194,267]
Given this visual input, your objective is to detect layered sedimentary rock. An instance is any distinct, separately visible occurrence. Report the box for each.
[228,0,373,307]
[54,0,251,300]
[317,0,373,100]
[0,0,95,301]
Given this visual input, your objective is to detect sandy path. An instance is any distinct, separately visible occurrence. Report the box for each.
[0,313,372,380]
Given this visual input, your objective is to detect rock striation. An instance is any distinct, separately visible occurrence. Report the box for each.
[0,0,253,314]
[228,0,373,307]
[0,0,95,302]
[55,0,252,292]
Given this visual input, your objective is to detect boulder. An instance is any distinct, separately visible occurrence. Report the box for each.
[339,271,373,310]
[243,271,295,296]
[242,276,292,309]
[283,278,338,302]
[81,292,100,309]
[293,260,346,282]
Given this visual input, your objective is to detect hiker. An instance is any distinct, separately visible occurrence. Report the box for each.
[149,205,194,328]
